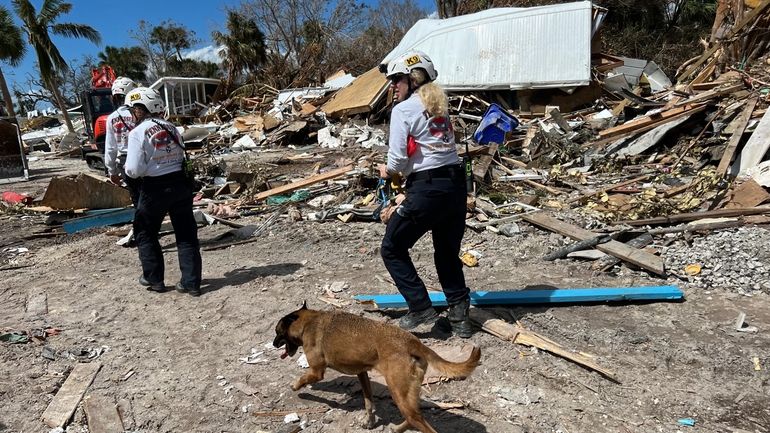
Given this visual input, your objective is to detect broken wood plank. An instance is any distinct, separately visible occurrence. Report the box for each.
[468,309,617,381]
[320,67,388,118]
[83,395,124,433]
[355,286,682,307]
[725,179,770,208]
[521,212,665,275]
[718,98,757,176]
[543,233,614,261]
[568,175,651,204]
[591,105,708,148]
[674,83,744,106]
[593,232,653,272]
[616,207,770,226]
[473,143,498,182]
[646,219,743,235]
[251,165,354,202]
[42,362,102,428]
[599,104,705,140]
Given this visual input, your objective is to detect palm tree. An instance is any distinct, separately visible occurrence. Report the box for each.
[0,5,25,119]
[12,0,100,132]
[212,10,267,94]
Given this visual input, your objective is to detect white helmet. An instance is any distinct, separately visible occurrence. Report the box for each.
[385,50,438,82]
[111,76,137,96]
[125,87,165,114]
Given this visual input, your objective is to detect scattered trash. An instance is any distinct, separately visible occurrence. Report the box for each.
[677,418,696,427]
[239,348,267,364]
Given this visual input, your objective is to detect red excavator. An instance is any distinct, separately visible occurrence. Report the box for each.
[80,65,117,171]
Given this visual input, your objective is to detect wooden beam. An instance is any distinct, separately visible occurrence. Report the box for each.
[718,97,758,176]
[473,143,498,182]
[615,207,770,226]
[737,108,770,174]
[354,285,683,307]
[589,106,708,150]
[469,309,617,381]
[42,363,102,428]
[678,0,770,81]
[673,83,744,106]
[521,212,665,275]
[597,104,707,143]
[251,165,354,202]
[593,232,654,272]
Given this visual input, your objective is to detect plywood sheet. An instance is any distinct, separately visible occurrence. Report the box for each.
[321,67,388,118]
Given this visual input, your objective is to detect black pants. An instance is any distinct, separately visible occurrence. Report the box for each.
[134,171,202,289]
[381,166,470,312]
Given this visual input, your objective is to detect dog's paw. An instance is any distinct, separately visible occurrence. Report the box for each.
[291,379,305,391]
[357,412,375,429]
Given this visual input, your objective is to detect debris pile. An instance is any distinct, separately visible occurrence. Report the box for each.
[7,1,770,290]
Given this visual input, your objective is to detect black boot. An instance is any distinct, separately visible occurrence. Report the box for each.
[447,298,473,338]
[398,307,438,330]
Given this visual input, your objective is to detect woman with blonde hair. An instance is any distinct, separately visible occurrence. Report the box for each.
[378,50,473,338]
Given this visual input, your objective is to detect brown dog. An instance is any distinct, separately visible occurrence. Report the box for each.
[273,303,481,433]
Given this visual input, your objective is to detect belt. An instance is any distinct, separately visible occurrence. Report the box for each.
[407,165,463,183]
[142,170,184,183]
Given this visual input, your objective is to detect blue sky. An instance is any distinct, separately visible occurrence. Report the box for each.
[5,0,437,92]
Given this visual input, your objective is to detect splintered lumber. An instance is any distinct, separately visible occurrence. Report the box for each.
[469,309,617,381]
[678,0,770,81]
[568,175,650,204]
[251,165,354,202]
[673,83,744,106]
[521,212,665,275]
[719,98,757,176]
[598,104,706,140]
[83,396,124,433]
[616,207,770,226]
[42,362,102,428]
[354,286,683,307]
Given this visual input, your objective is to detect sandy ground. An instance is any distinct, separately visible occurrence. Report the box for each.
[1,155,769,433]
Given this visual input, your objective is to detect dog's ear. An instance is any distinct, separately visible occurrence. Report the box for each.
[301,300,307,310]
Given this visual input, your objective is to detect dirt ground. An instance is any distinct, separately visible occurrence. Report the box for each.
[1,155,769,433]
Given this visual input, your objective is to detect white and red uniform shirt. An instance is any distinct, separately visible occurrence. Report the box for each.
[104,105,136,176]
[125,118,185,178]
[386,92,459,176]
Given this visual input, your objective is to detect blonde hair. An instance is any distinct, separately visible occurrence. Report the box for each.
[410,69,448,117]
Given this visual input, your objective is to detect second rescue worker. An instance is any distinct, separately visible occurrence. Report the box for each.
[124,87,202,296]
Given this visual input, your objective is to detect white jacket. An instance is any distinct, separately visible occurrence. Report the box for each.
[386,92,459,176]
[104,105,135,176]
[125,118,185,178]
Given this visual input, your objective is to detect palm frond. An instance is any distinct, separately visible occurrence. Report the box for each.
[51,23,101,44]
[39,0,70,25]
[0,5,26,65]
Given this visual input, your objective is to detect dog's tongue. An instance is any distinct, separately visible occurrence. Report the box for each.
[280,349,288,359]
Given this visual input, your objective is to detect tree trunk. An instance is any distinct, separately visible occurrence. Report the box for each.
[0,68,16,120]
[46,76,75,133]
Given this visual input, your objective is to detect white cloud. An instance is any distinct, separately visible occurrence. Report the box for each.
[183,45,224,64]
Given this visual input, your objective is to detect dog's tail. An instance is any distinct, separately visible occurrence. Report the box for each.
[421,345,481,379]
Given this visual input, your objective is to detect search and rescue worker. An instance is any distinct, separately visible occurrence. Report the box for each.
[378,51,473,338]
[124,87,202,296]
[104,76,139,204]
